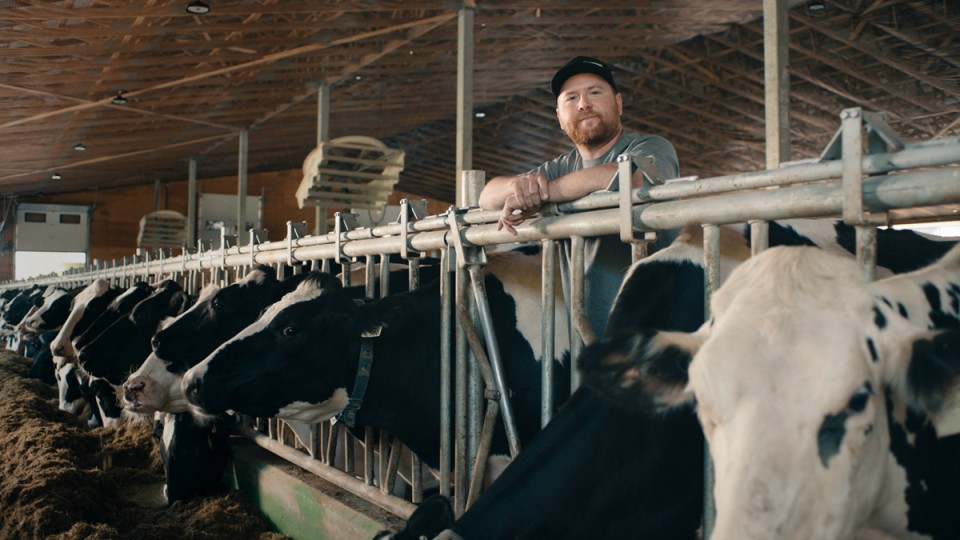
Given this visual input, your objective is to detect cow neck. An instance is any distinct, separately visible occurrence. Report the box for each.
[335,325,380,428]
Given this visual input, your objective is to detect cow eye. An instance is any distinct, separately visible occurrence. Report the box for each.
[281,325,300,338]
[211,297,224,310]
[847,383,873,414]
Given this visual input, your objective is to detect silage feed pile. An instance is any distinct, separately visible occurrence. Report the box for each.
[0,350,287,540]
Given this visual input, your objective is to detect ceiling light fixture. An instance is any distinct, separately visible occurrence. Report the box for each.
[186,1,210,15]
[475,112,486,119]
[111,91,129,105]
[807,1,826,14]
[74,143,87,151]
[51,172,62,180]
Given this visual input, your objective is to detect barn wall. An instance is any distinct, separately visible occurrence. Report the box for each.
[0,170,451,281]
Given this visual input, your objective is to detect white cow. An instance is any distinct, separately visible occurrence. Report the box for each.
[581,244,960,540]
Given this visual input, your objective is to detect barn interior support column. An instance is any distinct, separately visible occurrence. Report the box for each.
[315,83,330,236]
[755,0,791,254]
[237,129,249,247]
[454,4,475,206]
[187,158,197,247]
[153,180,162,211]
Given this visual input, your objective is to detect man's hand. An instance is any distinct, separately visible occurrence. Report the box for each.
[496,173,549,235]
[507,173,550,210]
[498,196,541,235]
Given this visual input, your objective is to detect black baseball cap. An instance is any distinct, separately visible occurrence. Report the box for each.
[551,56,618,98]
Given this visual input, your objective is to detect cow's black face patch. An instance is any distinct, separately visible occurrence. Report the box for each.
[873,306,888,329]
[817,382,873,468]
[866,337,878,363]
[923,283,960,330]
[818,412,847,467]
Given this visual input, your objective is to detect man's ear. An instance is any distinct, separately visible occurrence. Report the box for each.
[616,92,623,116]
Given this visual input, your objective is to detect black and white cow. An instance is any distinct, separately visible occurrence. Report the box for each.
[580,244,960,540]
[69,281,155,356]
[1,284,45,350]
[15,286,74,336]
[49,278,121,359]
[153,411,234,504]
[76,280,190,428]
[78,279,189,386]
[122,265,311,415]
[182,249,569,470]
[381,219,957,540]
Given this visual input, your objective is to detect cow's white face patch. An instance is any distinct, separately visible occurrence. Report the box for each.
[688,247,897,540]
[275,388,350,424]
[125,352,190,413]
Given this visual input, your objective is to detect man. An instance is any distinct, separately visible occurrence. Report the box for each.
[478,56,679,336]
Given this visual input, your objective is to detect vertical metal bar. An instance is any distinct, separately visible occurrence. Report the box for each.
[764,0,791,170]
[379,253,391,298]
[569,235,586,392]
[702,223,721,538]
[237,129,248,247]
[455,5,474,205]
[541,239,556,427]
[842,108,864,225]
[364,425,375,486]
[467,265,521,457]
[750,221,769,256]
[315,83,329,237]
[365,256,376,298]
[454,257,469,517]
[857,226,878,283]
[439,247,453,500]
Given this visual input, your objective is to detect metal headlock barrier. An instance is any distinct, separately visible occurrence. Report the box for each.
[4,109,960,527]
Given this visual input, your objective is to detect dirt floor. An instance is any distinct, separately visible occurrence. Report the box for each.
[0,350,288,540]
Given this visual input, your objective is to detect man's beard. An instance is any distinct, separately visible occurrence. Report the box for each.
[564,113,621,150]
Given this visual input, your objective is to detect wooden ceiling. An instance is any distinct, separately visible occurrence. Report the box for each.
[2,0,958,209]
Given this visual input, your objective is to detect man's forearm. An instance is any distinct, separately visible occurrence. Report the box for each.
[546,163,619,202]
[478,175,515,210]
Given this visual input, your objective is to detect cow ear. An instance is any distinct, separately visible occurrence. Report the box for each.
[892,329,960,414]
[579,328,702,413]
[167,291,191,316]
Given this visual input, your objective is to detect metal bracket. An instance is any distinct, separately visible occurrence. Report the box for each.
[286,221,308,266]
[617,154,658,245]
[446,206,487,268]
[248,228,268,268]
[399,198,428,260]
[838,108,894,226]
[334,212,359,265]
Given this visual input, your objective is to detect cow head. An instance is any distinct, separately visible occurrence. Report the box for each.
[78,280,188,385]
[182,272,363,423]
[122,266,308,415]
[50,279,114,358]
[580,245,960,540]
[17,287,72,336]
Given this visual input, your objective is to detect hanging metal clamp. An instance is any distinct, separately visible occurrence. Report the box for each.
[399,198,428,260]
[334,212,359,265]
[286,221,307,267]
[617,154,659,245]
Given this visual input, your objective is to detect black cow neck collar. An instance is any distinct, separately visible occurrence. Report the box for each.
[335,327,380,428]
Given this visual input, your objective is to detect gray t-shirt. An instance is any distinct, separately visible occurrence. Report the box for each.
[528,131,679,337]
